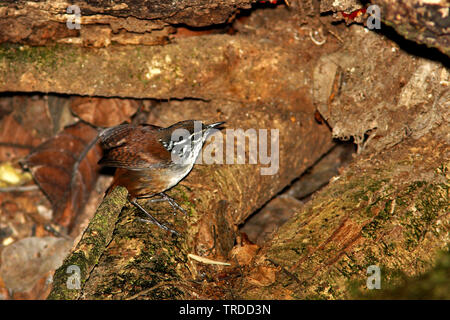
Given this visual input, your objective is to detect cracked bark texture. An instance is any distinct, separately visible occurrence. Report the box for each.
[2,2,448,300]
[0,0,255,46]
[237,126,449,299]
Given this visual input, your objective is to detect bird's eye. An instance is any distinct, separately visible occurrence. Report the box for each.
[172,136,185,145]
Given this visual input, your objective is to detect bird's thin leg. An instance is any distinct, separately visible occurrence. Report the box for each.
[159,192,188,216]
[130,199,179,235]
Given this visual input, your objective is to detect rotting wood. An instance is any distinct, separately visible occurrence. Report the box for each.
[237,126,449,299]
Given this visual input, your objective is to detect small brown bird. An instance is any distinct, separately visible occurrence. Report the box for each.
[98,120,225,234]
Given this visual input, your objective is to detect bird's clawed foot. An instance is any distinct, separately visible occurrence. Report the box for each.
[145,192,188,216]
[130,199,179,235]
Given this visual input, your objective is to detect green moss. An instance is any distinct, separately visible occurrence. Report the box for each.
[81,200,188,299]
[342,175,448,299]
[0,43,67,71]
[399,181,448,250]
[47,251,89,300]
[354,249,450,299]
[380,240,396,257]
[353,177,386,197]
[361,199,394,239]
[47,187,128,300]
[170,185,197,217]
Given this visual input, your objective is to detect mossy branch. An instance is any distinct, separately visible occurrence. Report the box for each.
[47,186,128,300]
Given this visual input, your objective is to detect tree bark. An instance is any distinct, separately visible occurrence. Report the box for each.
[237,126,449,299]
[372,0,450,57]
[0,0,255,46]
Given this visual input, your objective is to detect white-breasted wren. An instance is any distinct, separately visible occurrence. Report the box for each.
[98,120,225,234]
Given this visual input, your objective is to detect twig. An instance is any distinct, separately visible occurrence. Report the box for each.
[188,253,231,266]
[70,131,101,190]
[0,185,39,192]
[327,29,344,43]
[125,281,179,300]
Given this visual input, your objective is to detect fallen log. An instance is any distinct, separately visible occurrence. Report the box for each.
[237,126,449,299]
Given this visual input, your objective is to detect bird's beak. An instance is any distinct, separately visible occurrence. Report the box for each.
[207,121,226,129]
[202,121,225,141]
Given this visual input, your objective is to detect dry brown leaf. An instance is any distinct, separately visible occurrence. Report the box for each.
[0,115,42,162]
[0,237,72,294]
[70,97,140,127]
[247,265,277,287]
[230,239,260,266]
[10,95,54,138]
[23,121,101,230]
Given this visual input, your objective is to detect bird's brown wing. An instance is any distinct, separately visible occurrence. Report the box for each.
[99,124,134,149]
[98,124,170,169]
[99,123,161,148]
